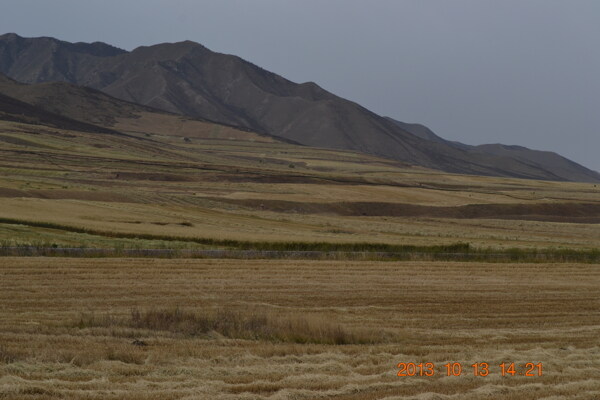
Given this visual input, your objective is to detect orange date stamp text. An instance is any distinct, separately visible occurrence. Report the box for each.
[396,362,543,377]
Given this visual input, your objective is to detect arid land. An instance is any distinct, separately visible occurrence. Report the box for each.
[0,117,599,251]
[0,114,599,399]
[1,258,599,399]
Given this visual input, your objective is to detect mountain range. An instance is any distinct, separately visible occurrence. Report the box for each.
[1,32,598,182]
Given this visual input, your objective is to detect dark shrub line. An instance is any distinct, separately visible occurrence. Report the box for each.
[76,308,381,345]
[2,247,597,262]
[0,216,468,252]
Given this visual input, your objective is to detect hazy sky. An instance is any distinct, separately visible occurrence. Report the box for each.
[2,0,599,171]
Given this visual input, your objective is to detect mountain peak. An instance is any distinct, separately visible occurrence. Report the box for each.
[129,40,211,61]
[0,32,21,40]
[1,34,598,182]
[135,39,209,52]
[0,33,126,57]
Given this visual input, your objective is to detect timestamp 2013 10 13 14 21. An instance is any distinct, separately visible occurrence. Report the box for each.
[397,362,543,377]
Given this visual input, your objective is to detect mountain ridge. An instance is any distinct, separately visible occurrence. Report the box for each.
[1,33,598,182]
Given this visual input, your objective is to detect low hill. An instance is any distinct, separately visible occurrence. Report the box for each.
[0,90,118,135]
[0,72,275,143]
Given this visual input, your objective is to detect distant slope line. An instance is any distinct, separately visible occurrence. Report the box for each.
[0,90,119,135]
[0,72,280,143]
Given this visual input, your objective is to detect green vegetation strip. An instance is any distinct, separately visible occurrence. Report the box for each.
[0,217,466,252]
[0,217,598,262]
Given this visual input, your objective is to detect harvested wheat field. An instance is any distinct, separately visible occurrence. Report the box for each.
[1,257,599,399]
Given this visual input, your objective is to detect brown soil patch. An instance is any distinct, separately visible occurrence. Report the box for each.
[218,198,600,223]
[0,188,133,203]
[111,171,197,182]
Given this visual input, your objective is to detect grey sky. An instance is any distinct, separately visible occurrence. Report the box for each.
[2,0,599,171]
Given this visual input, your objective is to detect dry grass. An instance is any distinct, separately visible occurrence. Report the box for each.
[1,257,599,399]
[77,307,382,345]
[0,119,598,251]
[1,110,599,400]
[114,111,275,142]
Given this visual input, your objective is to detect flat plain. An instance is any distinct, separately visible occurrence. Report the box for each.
[1,258,599,399]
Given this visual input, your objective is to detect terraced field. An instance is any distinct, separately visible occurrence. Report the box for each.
[1,118,599,251]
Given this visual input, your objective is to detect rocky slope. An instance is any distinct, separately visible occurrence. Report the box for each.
[1,33,598,182]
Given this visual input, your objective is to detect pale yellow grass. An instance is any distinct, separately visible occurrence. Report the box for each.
[114,112,274,142]
[0,258,599,399]
[1,196,598,249]
[216,183,539,206]
[1,119,599,249]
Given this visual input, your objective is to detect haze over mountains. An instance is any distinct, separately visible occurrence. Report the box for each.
[1,33,598,182]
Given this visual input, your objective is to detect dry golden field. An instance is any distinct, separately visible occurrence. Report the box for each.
[1,119,599,250]
[1,106,600,399]
[1,258,599,399]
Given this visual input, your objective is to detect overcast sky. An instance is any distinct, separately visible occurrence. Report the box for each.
[2,0,599,171]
